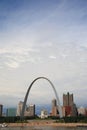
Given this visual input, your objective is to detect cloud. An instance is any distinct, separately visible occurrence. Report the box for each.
[49,55,56,59]
[5,61,19,68]
[0,46,40,69]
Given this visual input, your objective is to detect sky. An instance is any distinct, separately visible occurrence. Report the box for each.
[0,0,87,108]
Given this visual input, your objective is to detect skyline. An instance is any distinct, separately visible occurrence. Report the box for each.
[0,0,87,108]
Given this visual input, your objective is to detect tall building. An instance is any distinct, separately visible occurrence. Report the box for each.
[0,104,3,116]
[62,106,66,117]
[63,92,73,106]
[51,99,59,116]
[16,101,24,116]
[40,109,48,119]
[25,104,35,117]
[63,92,77,117]
[52,99,57,107]
[6,108,16,117]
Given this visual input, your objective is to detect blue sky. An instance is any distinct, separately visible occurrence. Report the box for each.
[0,0,87,108]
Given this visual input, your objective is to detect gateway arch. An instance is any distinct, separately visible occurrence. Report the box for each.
[21,77,62,120]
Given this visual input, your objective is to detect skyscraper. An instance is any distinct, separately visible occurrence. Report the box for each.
[63,92,73,106]
[0,104,3,116]
[7,108,16,117]
[25,104,35,117]
[16,101,24,116]
[52,99,57,107]
[63,92,77,117]
[51,99,59,116]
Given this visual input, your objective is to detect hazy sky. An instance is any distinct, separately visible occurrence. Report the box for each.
[0,0,87,108]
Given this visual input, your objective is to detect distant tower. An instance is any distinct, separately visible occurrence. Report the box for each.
[25,104,35,117]
[7,108,16,117]
[16,101,24,116]
[63,92,77,117]
[63,92,73,106]
[51,99,58,116]
[0,104,3,116]
[52,99,57,107]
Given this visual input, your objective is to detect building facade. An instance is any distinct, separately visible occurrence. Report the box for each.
[0,104,3,116]
[40,109,48,119]
[78,107,86,116]
[63,92,77,117]
[51,99,59,116]
[25,104,35,117]
[63,92,73,106]
[6,108,16,117]
[16,101,24,116]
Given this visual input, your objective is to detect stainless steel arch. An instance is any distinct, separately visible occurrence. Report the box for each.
[21,77,62,119]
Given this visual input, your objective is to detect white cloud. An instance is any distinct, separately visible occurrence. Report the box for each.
[0,47,38,54]
[49,55,56,59]
[0,46,41,69]
[5,61,19,68]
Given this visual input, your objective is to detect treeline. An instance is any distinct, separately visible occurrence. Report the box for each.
[63,116,87,123]
[0,115,87,123]
[48,116,87,123]
[0,116,36,123]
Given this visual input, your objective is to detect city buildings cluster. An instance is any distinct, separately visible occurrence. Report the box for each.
[16,101,35,117]
[0,92,87,118]
[62,92,77,117]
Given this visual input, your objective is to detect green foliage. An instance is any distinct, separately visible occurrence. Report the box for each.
[0,115,87,123]
[54,119,65,123]
[0,116,20,123]
[48,116,60,120]
[63,116,87,123]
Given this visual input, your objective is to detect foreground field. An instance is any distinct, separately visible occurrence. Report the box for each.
[8,120,87,127]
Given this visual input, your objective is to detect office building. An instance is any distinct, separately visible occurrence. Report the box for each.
[63,92,73,106]
[62,106,66,117]
[63,92,77,117]
[6,108,16,117]
[40,109,48,119]
[85,108,87,116]
[78,107,86,116]
[51,99,59,116]
[25,104,35,117]
[16,101,24,116]
[0,104,3,116]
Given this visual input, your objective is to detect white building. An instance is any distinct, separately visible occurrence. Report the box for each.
[78,107,86,116]
[16,101,24,116]
[40,109,48,119]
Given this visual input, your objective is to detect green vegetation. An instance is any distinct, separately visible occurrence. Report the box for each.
[63,116,87,123]
[54,119,65,123]
[0,115,87,123]
[0,116,20,123]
